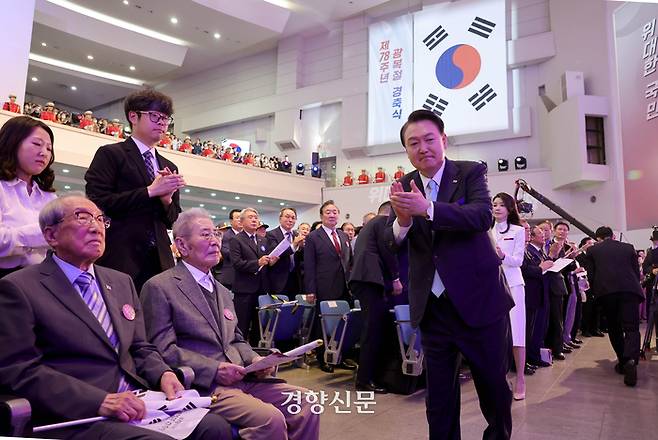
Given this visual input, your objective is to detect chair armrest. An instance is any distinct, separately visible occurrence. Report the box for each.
[0,394,32,437]
[173,367,195,389]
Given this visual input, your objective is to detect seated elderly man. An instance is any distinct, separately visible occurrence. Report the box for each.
[140,208,319,440]
[0,194,231,440]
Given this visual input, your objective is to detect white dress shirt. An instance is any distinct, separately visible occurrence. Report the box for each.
[182,260,215,291]
[0,178,57,268]
[132,136,159,173]
[321,224,340,250]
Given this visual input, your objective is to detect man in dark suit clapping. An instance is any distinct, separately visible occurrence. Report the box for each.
[85,89,184,292]
[584,226,644,386]
[230,208,276,345]
[386,110,513,439]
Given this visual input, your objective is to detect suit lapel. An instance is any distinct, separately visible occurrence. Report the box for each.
[318,228,340,259]
[240,232,259,256]
[174,263,223,341]
[437,159,460,204]
[39,257,116,352]
[95,268,129,354]
[123,137,152,186]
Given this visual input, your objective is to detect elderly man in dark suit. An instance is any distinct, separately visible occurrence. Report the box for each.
[266,207,305,296]
[213,209,243,289]
[348,201,401,393]
[85,89,185,292]
[386,110,513,439]
[304,200,354,373]
[230,208,275,345]
[0,194,230,439]
[584,226,644,387]
[141,208,319,440]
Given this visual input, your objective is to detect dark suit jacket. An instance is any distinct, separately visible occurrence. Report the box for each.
[265,227,297,294]
[229,231,269,294]
[521,244,548,310]
[349,215,399,292]
[583,238,643,299]
[0,255,170,425]
[385,160,513,328]
[85,138,180,279]
[304,227,351,300]
[141,262,257,394]
[214,228,238,286]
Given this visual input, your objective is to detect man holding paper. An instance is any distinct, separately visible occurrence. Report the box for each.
[0,195,230,439]
[141,208,319,440]
[266,207,305,296]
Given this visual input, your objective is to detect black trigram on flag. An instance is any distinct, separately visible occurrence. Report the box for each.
[468,84,497,111]
[149,418,163,425]
[468,17,496,39]
[183,402,198,411]
[423,94,449,116]
[423,26,449,51]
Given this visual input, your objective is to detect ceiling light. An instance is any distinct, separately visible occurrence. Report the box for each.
[210,192,216,197]
[257,199,263,203]
[70,86,77,91]
[514,156,527,170]
[213,33,221,39]
[64,185,71,190]
[211,215,216,219]
[45,0,187,46]
[234,196,240,200]
[31,76,38,82]
[199,204,205,207]
[29,53,144,86]
[87,55,94,60]
[129,65,136,71]
[41,42,47,47]
[62,169,70,173]
[221,206,227,210]
[279,202,285,206]
[170,17,178,24]
[123,0,129,4]
[184,189,191,193]
[497,158,509,172]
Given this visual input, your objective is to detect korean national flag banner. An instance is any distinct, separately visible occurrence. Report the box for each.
[368,14,413,146]
[413,0,508,136]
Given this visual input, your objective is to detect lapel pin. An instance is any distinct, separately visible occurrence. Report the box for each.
[223,308,234,321]
[106,284,112,291]
[122,304,136,321]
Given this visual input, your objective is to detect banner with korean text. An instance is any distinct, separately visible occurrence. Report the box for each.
[412,0,508,136]
[367,14,413,146]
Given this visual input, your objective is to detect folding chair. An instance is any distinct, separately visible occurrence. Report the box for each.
[393,304,424,376]
[320,300,362,365]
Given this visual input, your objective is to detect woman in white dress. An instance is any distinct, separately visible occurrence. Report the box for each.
[492,192,527,400]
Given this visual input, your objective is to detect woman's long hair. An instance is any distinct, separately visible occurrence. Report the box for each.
[493,192,521,229]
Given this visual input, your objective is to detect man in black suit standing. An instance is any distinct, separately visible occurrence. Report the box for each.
[85,89,184,292]
[349,201,401,393]
[266,207,305,296]
[583,226,644,386]
[304,200,354,373]
[213,209,242,289]
[230,208,275,345]
[387,109,513,439]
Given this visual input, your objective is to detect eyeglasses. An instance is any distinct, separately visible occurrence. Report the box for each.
[137,111,174,126]
[54,211,111,229]
[199,230,222,241]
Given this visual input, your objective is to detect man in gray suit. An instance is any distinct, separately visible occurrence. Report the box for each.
[0,194,230,439]
[141,208,319,440]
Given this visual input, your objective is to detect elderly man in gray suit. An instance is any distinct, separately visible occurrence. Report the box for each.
[140,208,319,440]
[0,194,230,439]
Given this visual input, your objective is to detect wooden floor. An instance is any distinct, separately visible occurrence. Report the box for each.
[278,331,658,439]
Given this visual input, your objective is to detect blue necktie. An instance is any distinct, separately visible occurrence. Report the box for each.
[142,150,156,182]
[427,179,445,298]
[286,231,295,271]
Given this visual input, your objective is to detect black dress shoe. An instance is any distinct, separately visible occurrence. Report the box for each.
[624,360,637,387]
[553,353,566,361]
[572,338,584,344]
[319,363,334,373]
[566,342,580,349]
[356,381,388,394]
[523,366,536,375]
[529,359,551,368]
[581,332,592,337]
[526,363,538,370]
[614,363,625,375]
[562,346,573,353]
[337,359,358,370]
[594,331,606,337]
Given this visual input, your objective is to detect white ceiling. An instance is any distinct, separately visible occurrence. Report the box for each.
[26,0,412,110]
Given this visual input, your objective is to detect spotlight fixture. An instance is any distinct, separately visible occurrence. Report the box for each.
[31,76,38,82]
[41,42,47,47]
[213,33,221,39]
[123,0,129,4]
[281,159,292,173]
[170,17,178,24]
[295,163,305,175]
[129,65,136,71]
[478,160,488,172]
[70,86,77,91]
[514,156,527,170]
[87,54,94,60]
[497,159,509,172]
[311,165,322,178]
[64,185,71,190]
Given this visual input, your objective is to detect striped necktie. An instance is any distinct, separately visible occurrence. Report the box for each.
[142,150,156,182]
[74,272,131,392]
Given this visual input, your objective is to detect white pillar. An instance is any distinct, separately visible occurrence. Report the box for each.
[0,0,36,105]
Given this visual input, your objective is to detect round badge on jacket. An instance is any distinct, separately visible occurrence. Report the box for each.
[224,308,234,321]
[122,304,136,321]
